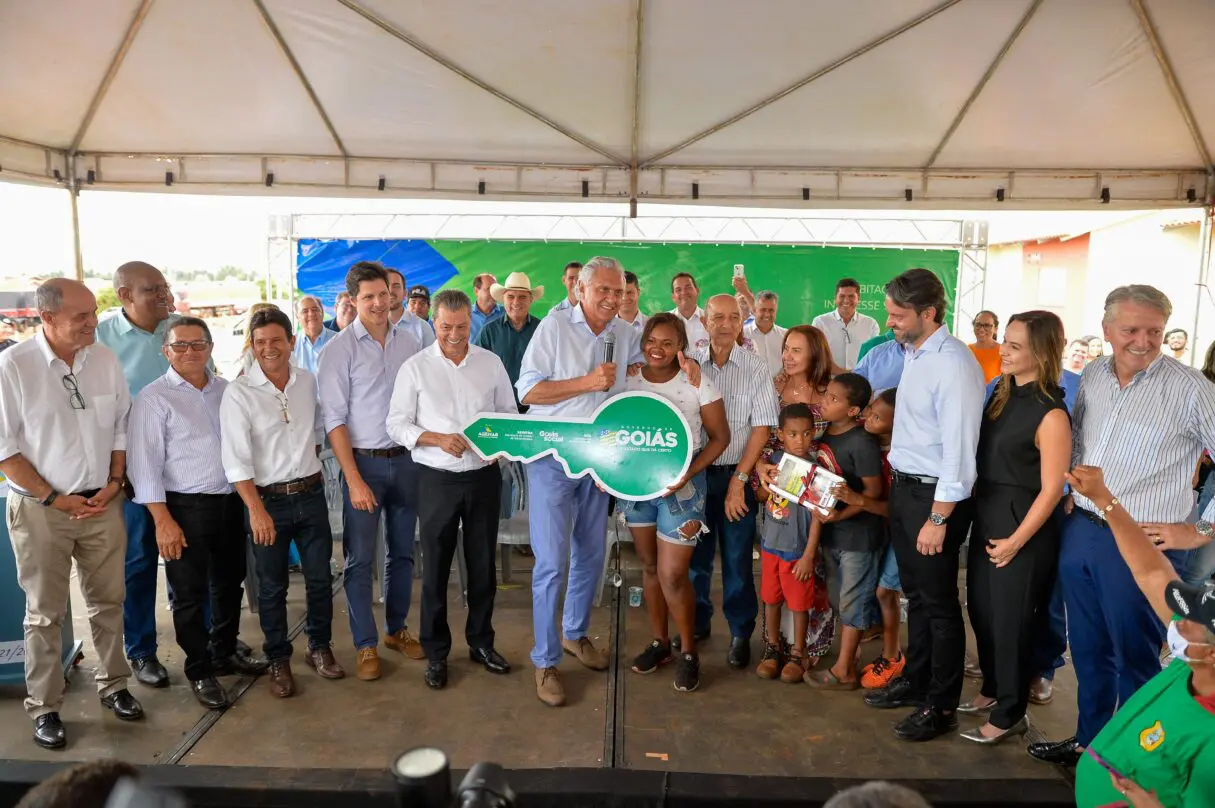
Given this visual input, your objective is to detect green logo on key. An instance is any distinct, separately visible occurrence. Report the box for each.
[463,392,693,501]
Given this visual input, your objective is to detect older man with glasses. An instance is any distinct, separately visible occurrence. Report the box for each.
[292,296,334,375]
[0,279,143,749]
[128,317,267,710]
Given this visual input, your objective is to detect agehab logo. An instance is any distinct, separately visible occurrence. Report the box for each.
[477,424,499,440]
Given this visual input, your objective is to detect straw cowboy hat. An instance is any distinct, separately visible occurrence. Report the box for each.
[490,272,544,303]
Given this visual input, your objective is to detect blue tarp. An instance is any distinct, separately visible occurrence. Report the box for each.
[295,239,458,315]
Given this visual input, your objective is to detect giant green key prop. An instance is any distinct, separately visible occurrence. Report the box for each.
[462,392,693,501]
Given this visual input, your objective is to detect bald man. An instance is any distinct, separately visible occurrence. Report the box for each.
[94,262,180,688]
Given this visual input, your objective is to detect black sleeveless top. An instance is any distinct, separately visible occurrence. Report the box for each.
[977,378,1068,492]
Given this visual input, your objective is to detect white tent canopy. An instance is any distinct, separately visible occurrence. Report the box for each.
[1,0,1213,208]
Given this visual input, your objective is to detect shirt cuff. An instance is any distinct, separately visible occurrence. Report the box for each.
[932,481,969,503]
[225,465,255,485]
[399,424,424,451]
[133,483,166,505]
[515,372,543,405]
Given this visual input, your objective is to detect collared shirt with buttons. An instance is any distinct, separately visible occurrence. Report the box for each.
[811,309,881,370]
[291,327,335,375]
[1071,355,1215,523]
[474,313,541,409]
[743,321,787,379]
[470,303,504,344]
[670,307,711,353]
[96,311,176,396]
[619,311,647,335]
[129,368,232,502]
[220,363,324,487]
[516,303,645,419]
[690,344,780,466]
[387,343,518,472]
[391,309,437,351]
[854,338,907,394]
[0,333,131,495]
[317,317,422,449]
[887,326,985,503]
[548,297,576,317]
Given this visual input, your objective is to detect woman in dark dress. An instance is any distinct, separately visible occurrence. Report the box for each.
[960,311,1072,744]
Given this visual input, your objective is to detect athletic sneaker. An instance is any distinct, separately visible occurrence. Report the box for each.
[860,652,906,690]
[631,639,673,674]
[674,653,700,692]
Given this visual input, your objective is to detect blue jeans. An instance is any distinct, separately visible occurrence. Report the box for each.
[1184,474,1215,584]
[342,452,418,650]
[250,487,334,661]
[689,465,759,639]
[1060,511,1187,746]
[526,457,609,668]
[122,499,159,661]
[823,547,880,629]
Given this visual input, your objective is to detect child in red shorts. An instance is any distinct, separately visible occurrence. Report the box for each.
[754,403,818,683]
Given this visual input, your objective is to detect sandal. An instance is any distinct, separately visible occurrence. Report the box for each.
[803,668,860,691]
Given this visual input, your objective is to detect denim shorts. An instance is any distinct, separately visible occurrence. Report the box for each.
[619,470,708,546]
[823,547,880,629]
[877,541,901,591]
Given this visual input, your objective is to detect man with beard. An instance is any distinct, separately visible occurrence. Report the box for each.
[387,290,517,690]
[862,268,984,742]
[517,257,644,706]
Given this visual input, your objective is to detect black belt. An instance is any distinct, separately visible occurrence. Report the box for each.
[353,446,407,458]
[891,470,938,486]
[257,472,323,496]
[166,491,232,499]
[1074,507,1108,527]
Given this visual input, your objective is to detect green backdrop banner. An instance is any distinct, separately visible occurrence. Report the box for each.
[428,241,959,328]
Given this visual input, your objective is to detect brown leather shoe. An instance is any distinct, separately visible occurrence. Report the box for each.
[1028,676,1054,705]
[780,654,806,683]
[561,637,608,671]
[535,666,566,707]
[267,660,295,698]
[384,629,426,660]
[356,647,381,681]
[756,643,782,680]
[305,647,345,680]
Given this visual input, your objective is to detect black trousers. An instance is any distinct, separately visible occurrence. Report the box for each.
[417,463,501,662]
[163,492,247,681]
[967,483,1060,728]
[888,478,973,712]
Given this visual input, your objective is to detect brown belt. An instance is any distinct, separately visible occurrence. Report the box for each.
[353,446,407,458]
[257,472,323,496]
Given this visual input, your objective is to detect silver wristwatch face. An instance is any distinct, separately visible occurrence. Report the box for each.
[1197,520,1214,537]
[929,512,946,526]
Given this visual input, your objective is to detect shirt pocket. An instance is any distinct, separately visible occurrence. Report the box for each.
[91,393,118,430]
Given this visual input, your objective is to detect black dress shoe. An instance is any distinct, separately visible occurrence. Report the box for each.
[424,660,448,690]
[212,653,269,677]
[893,706,958,742]
[235,639,253,657]
[469,647,510,674]
[33,713,66,749]
[100,689,144,721]
[191,677,229,710]
[1028,736,1082,766]
[131,656,169,688]
[727,637,750,669]
[863,676,926,710]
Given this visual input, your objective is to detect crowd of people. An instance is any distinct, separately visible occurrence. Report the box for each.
[1,255,1213,807]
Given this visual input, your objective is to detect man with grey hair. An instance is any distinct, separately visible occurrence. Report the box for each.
[823,782,932,808]
[1030,283,1215,767]
[387,289,517,690]
[743,290,786,378]
[517,256,645,706]
[0,279,143,748]
[292,295,334,374]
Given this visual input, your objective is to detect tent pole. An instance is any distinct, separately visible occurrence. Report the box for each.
[67,158,84,282]
[1190,205,1213,368]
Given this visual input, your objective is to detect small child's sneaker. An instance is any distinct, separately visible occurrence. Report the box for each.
[780,653,806,684]
[756,642,782,680]
[673,653,700,693]
[861,652,905,689]
[631,639,673,674]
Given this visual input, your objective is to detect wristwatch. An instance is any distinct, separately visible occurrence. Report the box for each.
[1197,520,1213,539]
[41,491,58,507]
[929,511,948,526]
[735,472,749,484]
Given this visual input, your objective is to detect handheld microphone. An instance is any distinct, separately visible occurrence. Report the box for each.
[602,331,616,365]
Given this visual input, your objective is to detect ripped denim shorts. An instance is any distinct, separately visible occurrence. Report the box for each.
[618,469,708,546]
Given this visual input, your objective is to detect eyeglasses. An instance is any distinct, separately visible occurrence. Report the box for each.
[62,373,86,410]
[274,391,291,423]
[167,340,212,353]
[973,322,996,329]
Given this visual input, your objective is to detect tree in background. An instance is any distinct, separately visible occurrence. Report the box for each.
[95,286,119,314]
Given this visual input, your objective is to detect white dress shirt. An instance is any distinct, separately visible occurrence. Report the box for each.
[670,307,711,352]
[811,309,880,369]
[0,333,130,495]
[516,303,645,419]
[743,322,787,379]
[129,369,232,502]
[392,309,437,350]
[220,363,324,486]
[386,343,518,472]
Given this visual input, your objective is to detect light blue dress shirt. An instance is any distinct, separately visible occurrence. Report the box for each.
[128,368,232,502]
[548,298,576,317]
[887,326,985,502]
[853,338,907,394]
[317,318,422,449]
[470,303,504,344]
[96,311,176,396]
[292,326,335,375]
[392,310,437,350]
[516,303,644,418]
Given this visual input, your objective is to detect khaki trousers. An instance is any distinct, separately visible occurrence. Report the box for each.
[6,494,131,719]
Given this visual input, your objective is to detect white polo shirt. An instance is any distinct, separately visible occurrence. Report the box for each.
[743,322,787,379]
[670,307,710,352]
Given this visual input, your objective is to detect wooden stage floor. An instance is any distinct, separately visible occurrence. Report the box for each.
[0,525,1079,801]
